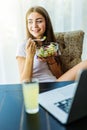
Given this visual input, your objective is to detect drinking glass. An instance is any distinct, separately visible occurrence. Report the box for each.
[22,79,39,114]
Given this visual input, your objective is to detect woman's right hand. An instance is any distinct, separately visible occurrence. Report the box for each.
[25,38,36,58]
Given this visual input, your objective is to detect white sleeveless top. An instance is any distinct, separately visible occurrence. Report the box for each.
[16,42,57,82]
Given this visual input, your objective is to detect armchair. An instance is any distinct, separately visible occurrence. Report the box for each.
[55,30,84,73]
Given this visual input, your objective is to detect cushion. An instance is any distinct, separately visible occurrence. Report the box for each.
[55,30,84,73]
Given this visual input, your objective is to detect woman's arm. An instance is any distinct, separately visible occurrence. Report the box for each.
[17,39,36,82]
[17,56,34,82]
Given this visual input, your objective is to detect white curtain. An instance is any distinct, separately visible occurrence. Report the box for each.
[0,0,23,84]
[0,0,87,84]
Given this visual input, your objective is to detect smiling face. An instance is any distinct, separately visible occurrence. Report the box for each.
[27,12,46,39]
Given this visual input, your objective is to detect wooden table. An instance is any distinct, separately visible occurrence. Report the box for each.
[0,81,87,130]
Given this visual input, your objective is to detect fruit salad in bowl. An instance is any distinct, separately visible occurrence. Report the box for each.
[36,42,59,58]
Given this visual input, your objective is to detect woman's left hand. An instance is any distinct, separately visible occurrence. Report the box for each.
[37,56,55,63]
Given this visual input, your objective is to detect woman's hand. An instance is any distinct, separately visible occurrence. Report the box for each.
[25,38,36,58]
[37,56,55,63]
[37,51,59,62]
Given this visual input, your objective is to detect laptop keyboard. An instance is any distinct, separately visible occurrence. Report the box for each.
[54,98,73,113]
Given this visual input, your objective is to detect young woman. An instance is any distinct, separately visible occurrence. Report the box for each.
[16,6,87,82]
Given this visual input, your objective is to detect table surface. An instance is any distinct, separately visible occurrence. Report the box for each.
[0,81,87,130]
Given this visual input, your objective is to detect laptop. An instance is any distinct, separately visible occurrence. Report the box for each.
[39,69,87,124]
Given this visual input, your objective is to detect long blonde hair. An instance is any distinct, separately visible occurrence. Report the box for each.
[26,6,56,43]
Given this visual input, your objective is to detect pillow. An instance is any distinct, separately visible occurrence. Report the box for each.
[55,30,84,73]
